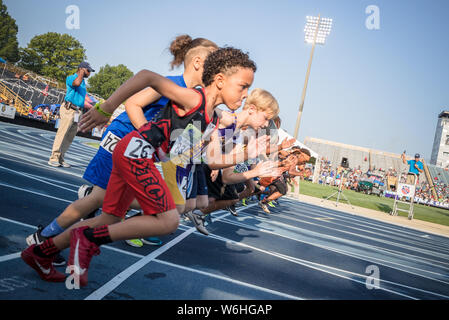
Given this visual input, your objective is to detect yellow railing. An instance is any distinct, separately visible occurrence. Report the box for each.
[0,80,31,115]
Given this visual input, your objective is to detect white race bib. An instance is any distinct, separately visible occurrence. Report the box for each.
[100,131,121,154]
[124,137,155,159]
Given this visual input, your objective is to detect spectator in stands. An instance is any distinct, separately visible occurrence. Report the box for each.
[48,62,95,167]
[401,152,423,185]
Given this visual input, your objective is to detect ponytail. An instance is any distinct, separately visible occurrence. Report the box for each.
[169,34,218,70]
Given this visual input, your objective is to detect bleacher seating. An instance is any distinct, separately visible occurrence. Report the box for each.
[0,67,65,108]
[427,164,449,185]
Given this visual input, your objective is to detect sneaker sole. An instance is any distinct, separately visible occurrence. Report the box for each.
[141,239,162,246]
[125,240,143,248]
[48,162,61,167]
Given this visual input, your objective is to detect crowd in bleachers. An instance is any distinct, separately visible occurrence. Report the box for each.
[316,156,449,209]
[27,105,60,122]
[415,182,449,208]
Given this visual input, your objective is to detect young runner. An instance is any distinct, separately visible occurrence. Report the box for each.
[186,89,290,234]
[22,47,268,286]
[25,35,218,254]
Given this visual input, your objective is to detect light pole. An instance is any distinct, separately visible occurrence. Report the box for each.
[293,15,333,140]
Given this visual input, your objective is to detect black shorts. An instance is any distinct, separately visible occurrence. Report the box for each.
[270,178,287,195]
[204,165,239,200]
[186,164,208,199]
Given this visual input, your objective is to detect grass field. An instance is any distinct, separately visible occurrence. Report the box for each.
[85,142,100,149]
[298,180,449,227]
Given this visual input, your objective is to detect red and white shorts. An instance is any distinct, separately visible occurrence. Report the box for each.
[102,131,176,218]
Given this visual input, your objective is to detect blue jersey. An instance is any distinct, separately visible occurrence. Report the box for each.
[83,75,186,189]
[106,75,186,138]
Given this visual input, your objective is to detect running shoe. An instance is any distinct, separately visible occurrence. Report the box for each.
[267,201,276,208]
[184,211,209,236]
[125,239,144,247]
[141,237,163,246]
[60,161,71,168]
[258,201,271,214]
[78,185,97,220]
[226,205,238,216]
[21,245,66,282]
[26,225,47,246]
[68,226,100,287]
[241,198,248,206]
[52,253,66,266]
[78,184,93,199]
[48,161,61,167]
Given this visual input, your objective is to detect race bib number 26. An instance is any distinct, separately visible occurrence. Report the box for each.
[124,137,155,159]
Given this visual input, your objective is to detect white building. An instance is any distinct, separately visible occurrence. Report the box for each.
[430,111,449,168]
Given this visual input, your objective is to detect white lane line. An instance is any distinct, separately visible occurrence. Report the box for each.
[85,228,196,300]
[0,182,73,203]
[0,252,21,263]
[288,202,449,250]
[218,217,449,284]
[0,165,78,193]
[0,151,86,178]
[84,205,257,300]
[0,216,38,229]
[206,233,419,300]
[237,209,449,266]
[297,200,449,243]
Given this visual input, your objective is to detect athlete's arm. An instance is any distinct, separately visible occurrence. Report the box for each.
[103,70,200,115]
[205,130,269,169]
[221,161,282,185]
[124,87,162,129]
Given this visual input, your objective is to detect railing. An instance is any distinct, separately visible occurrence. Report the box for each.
[0,80,31,115]
[422,159,438,200]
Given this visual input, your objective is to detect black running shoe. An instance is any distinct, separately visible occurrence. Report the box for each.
[26,225,48,246]
[52,253,66,266]
[184,211,209,236]
[226,205,238,216]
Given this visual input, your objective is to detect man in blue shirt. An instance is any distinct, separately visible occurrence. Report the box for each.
[48,61,95,167]
[401,152,424,185]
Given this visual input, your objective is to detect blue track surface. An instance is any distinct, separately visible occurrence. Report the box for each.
[1,122,449,300]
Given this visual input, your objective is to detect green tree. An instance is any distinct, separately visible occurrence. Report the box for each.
[18,32,86,83]
[0,0,19,62]
[88,64,134,99]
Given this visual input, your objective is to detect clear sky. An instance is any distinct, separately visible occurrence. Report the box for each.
[4,0,449,161]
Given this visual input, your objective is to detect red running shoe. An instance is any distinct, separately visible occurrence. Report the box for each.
[68,226,100,287]
[21,245,66,282]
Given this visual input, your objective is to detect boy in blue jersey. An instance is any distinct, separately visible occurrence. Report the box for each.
[26,35,218,254]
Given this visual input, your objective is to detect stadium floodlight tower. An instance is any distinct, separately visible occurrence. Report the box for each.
[293,14,333,140]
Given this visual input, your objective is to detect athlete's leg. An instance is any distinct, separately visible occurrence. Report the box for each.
[56,185,106,228]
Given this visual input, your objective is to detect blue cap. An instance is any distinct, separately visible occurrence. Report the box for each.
[78,61,95,72]
[415,153,420,158]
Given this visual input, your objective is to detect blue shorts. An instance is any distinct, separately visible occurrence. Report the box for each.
[82,123,129,189]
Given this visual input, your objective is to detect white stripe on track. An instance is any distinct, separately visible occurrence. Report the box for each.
[84,204,257,300]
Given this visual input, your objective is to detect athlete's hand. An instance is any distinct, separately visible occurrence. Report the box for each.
[210,170,219,182]
[280,137,296,150]
[247,135,269,159]
[256,161,283,178]
[78,107,109,132]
